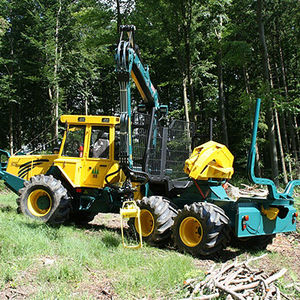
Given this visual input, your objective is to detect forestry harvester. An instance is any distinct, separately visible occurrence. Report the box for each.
[0,26,299,256]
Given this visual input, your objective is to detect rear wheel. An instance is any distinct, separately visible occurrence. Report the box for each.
[129,196,177,246]
[17,175,70,225]
[173,202,230,256]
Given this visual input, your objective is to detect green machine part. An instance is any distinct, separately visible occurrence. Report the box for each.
[0,149,25,194]
[247,98,300,201]
[235,98,299,237]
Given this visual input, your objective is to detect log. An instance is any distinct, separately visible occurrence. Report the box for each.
[280,291,293,300]
[215,282,246,300]
[265,268,287,284]
[223,267,244,286]
[231,281,260,292]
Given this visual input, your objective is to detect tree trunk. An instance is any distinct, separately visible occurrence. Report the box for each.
[9,102,14,155]
[116,0,121,32]
[217,45,228,146]
[216,16,228,146]
[183,0,196,124]
[274,109,288,183]
[183,75,192,152]
[53,0,62,141]
[243,65,262,177]
[85,82,88,115]
[257,0,279,185]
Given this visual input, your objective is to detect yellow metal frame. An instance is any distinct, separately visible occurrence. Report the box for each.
[120,200,143,249]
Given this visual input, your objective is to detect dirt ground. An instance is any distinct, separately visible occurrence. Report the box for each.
[92,213,300,282]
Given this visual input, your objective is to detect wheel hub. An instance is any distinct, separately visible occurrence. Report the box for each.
[179,216,203,247]
[135,209,154,237]
[27,189,52,217]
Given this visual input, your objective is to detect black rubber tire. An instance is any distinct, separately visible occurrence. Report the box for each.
[172,202,230,256]
[17,175,70,225]
[231,234,275,250]
[129,196,177,246]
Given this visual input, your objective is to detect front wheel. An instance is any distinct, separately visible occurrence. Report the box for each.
[17,175,70,225]
[172,202,230,256]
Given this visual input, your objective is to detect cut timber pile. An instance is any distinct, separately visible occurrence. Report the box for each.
[181,254,289,300]
[227,183,268,199]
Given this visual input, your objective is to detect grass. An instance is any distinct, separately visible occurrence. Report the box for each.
[1,188,299,299]
[0,192,197,299]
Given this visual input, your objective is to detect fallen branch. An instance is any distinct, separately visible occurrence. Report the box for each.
[215,282,246,300]
[265,268,287,285]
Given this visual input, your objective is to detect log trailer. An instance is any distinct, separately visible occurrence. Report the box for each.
[0,26,299,256]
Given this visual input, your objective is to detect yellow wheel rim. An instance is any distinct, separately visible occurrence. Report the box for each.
[135,209,154,237]
[27,189,52,217]
[179,217,203,247]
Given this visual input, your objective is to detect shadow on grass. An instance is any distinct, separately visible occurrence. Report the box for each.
[71,223,263,261]
[67,223,123,248]
[102,233,121,248]
[72,222,121,234]
[204,247,247,262]
[0,204,15,213]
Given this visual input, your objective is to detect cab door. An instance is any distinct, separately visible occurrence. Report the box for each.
[54,124,87,186]
[82,125,119,188]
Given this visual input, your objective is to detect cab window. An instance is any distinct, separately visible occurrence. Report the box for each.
[89,126,110,159]
[63,125,85,157]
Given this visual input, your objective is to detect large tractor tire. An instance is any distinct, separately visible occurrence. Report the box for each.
[231,234,275,250]
[17,175,70,225]
[129,196,177,246]
[172,202,230,256]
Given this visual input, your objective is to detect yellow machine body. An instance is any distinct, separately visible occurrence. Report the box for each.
[6,154,58,180]
[6,115,122,188]
[184,141,234,180]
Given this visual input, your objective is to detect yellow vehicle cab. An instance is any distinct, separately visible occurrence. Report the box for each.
[6,115,121,188]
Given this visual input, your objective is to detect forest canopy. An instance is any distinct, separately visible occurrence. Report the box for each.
[0,0,299,184]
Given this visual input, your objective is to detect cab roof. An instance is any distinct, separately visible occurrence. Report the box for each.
[60,115,120,126]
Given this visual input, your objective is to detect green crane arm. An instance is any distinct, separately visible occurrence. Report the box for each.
[115,25,167,169]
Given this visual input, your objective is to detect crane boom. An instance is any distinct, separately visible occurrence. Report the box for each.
[116,25,160,111]
[115,25,167,169]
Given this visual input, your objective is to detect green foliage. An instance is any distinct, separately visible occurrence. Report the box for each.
[0,0,299,177]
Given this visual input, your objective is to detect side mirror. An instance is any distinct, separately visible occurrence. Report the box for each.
[0,149,10,171]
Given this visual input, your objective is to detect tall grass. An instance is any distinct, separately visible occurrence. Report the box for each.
[0,192,196,299]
